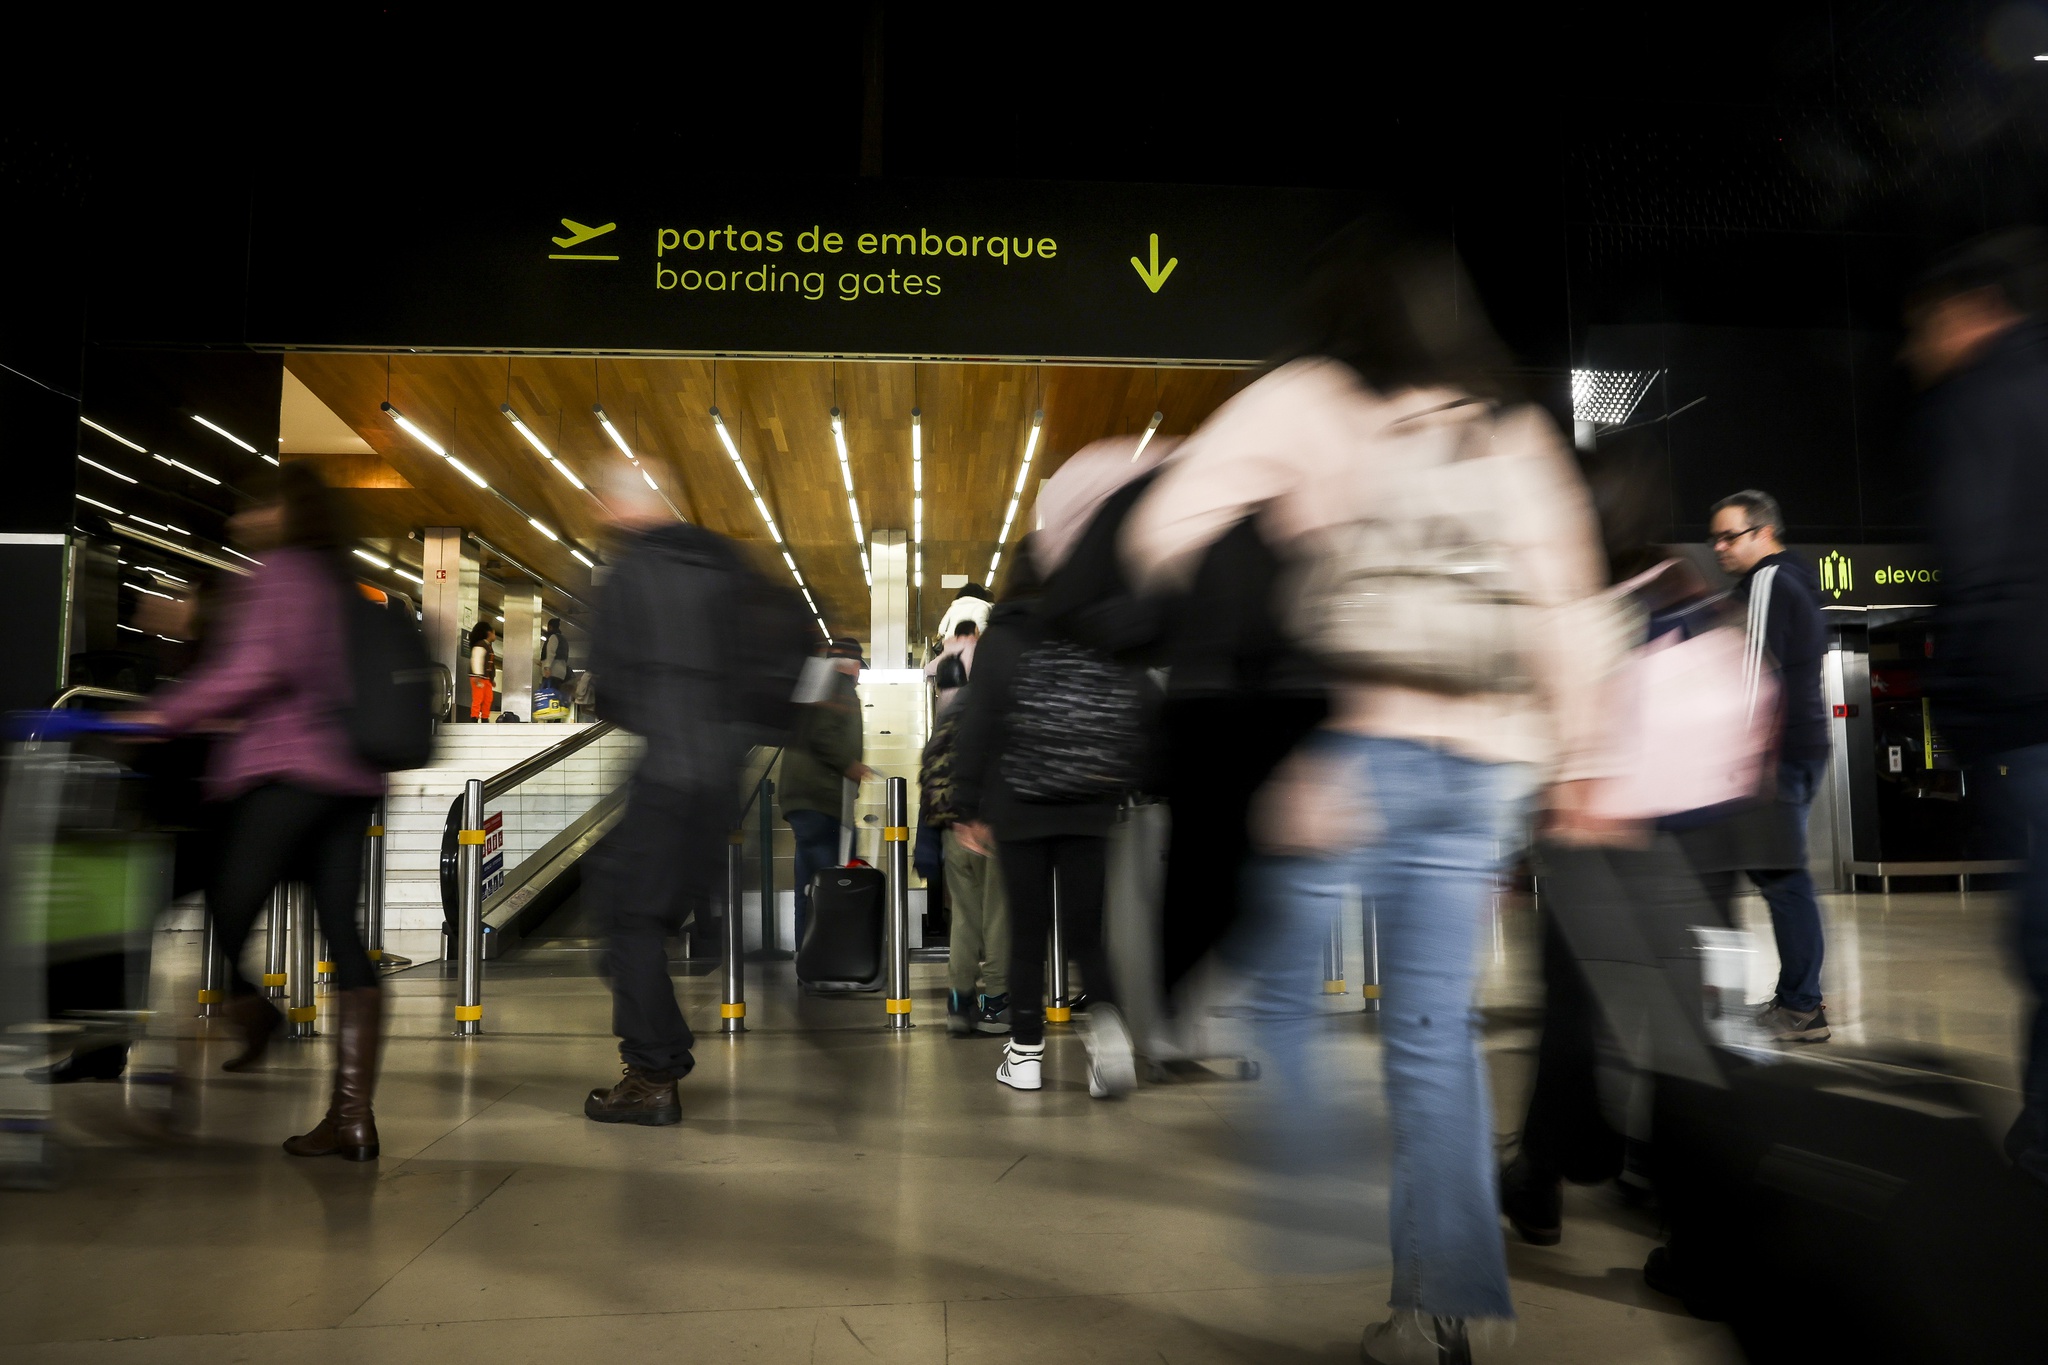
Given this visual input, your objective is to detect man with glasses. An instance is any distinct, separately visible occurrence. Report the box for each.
[1707,489,1832,1043]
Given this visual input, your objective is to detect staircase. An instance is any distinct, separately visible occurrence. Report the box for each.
[382,725,594,962]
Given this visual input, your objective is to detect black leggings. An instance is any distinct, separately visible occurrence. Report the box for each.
[999,834,1113,1046]
[208,784,379,995]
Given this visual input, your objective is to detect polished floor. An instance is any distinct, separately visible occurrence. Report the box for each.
[3,888,2029,1364]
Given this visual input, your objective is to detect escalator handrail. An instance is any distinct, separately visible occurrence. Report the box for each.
[479,720,618,802]
[48,686,150,709]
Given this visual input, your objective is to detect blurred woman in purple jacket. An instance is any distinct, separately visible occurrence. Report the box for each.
[137,463,388,1161]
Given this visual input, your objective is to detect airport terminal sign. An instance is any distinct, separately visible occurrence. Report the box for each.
[247,179,1345,362]
[1795,544,1942,609]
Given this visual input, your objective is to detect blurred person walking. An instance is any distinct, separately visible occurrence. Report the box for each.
[1124,224,1623,1363]
[1701,490,1831,1043]
[466,620,498,721]
[924,619,978,710]
[781,637,871,951]
[1914,227,2048,1187]
[952,523,1149,1100]
[540,616,571,691]
[921,654,1011,1036]
[581,468,808,1124]
[133,464,391,1159]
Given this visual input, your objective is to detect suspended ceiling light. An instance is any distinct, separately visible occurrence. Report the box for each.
[830,408,871,585]
[710,406,824,636]
[353,549,391,569]
[191,413,258,454]
[989,409,1044,582]
[153,453,221,486]
[126,581,176,600]
[81,417,146,453]
[640,467,659,491]
[501,404,586,490]
[593,404,635,460]
[164,522,190,536]
[568,547,594,568]
[527,517,560,541]
[911,408,923,589]
[380,402,447,456]
[261,455,280,466]
[77,493,125,516]
[1132,410,1164,461]
[392,566,423,585]
[79,455,136,484]
[446,457,490,490]
[223,545,261,565]
[1570,368,1660,426]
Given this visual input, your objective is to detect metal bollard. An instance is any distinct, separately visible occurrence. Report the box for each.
[1045,874,1071,1024]
[721,833,746,1035]
[287,885,318,1037]
[756,774,784,958]
[263,886,288,1000]
[317,934,333,986]
[455,778,485,1036]
[196,905,226,1016]
[364,800,386,964]
[1361,893,1382,1013]
[882,776,913,1029]
[1323,905,1347,995]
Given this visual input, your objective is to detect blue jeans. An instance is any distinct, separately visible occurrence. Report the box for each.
[786,808,842,950]
[1997,743,2048,1174]
[1750,754,1828,1012]
[1244,734,1526,1320]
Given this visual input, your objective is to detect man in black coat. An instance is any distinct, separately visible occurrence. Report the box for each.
[1916,227,2048,1185]
[1707,489,1832,1043]
[580,476,757,1126]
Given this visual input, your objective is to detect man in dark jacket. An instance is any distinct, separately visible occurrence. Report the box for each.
[581,482,755,1126]
[1708,489,1833,1043]
[780,637,870,950]
[1916,227,2048,1185]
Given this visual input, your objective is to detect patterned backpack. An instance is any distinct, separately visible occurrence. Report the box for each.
[999,638,1146,803]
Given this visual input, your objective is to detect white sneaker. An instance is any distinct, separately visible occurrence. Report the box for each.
[1078,1003,1136,1099]
[997,1041,1043,1091]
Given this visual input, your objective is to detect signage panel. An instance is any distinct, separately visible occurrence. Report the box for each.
[1793,544,1941,610]
[247,179,1346,362]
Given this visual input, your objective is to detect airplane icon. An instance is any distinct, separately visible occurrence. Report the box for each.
[552,219,617,248]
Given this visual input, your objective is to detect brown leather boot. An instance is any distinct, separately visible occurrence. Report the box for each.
[220,992,284,1073]
[584,1067,682,1125]
[284,987,383,1161]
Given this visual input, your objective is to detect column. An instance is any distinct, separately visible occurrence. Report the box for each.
[421,528,478,718]
[869,529,909,670]
[501,590,542,721]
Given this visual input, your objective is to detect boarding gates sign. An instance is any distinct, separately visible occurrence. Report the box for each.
[247,180,1343,362]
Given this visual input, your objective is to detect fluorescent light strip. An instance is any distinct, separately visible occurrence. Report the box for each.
[118,623,143,634]
[593,405,635,460]
[528,518,560,541]
[223,545,261,565]
[830,408,869,584]
[569,548,594,568]
[261,455,280,466]
[191,413,258,454]
[153,453,221,486]
[446,457,490,490]
[1132,411,1164,461]
[381,402,447,457]
[78,494,125,515]
[500,404,585,490]
[165,523,189,536]
[81,417,146,453]
[911,409,923,588]
[393,567,423,585]
[988,409,1043,580]
[126,581,176,600]
[353,549,392,569]
[79,456,137,484]
[711,407,809,601]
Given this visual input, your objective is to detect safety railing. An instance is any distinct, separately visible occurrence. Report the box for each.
[445,721,639,1034]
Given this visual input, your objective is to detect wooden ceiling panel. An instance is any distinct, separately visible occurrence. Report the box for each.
[282,355,1247,644]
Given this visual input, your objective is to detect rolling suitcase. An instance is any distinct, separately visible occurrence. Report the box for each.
[795,863,884,993]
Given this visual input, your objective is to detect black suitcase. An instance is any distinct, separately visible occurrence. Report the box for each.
[795,864,884,992]
[1656,1048,2048,1363]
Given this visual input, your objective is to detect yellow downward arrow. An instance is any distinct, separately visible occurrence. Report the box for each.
[1130,233,1178,293]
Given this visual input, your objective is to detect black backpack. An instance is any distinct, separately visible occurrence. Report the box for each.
[342,589,438,772]
[999,638,1146,803]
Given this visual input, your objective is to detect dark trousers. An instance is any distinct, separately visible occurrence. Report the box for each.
[592,779,728,1076]
[1158,694,1326,1002]
[999,834,1112,1046]
[1744,754,1828,1012]
[786,807,842,949]
[1999,743,2048,1174]
[1519,913,1626,1184]
[207,784,379,994]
